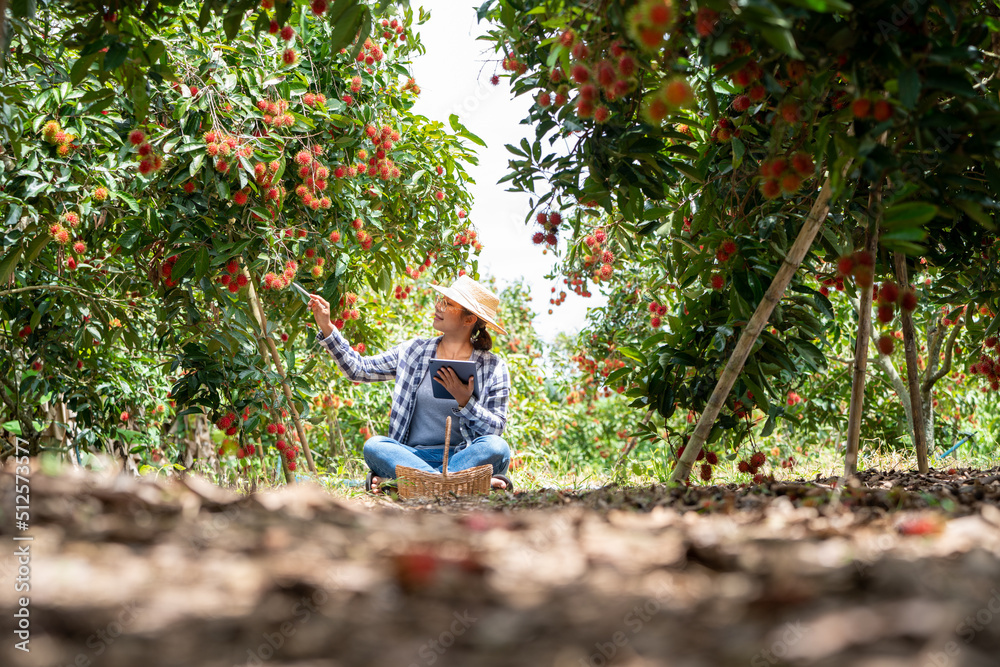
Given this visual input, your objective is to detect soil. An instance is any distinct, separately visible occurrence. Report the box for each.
[2,464,999,667]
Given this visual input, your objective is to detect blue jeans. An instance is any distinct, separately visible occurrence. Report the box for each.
[363,434,510,480]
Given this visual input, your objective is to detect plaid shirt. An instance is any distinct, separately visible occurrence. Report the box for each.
[316,327,510,447]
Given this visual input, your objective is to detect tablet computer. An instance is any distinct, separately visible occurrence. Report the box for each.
[428,358,479,400]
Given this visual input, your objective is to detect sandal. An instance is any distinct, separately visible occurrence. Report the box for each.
[491,474,514,492]
[365,471,397,495]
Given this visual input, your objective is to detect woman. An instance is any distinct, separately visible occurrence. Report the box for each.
[308,275,513,494]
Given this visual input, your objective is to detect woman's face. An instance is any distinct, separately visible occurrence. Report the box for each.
[433,296,474,334]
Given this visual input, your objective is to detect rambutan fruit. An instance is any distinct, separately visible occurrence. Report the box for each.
[873,100,893,122]
[877,334,895,355]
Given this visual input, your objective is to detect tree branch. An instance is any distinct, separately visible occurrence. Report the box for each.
[922,316,965,393]
[0,284,134,308]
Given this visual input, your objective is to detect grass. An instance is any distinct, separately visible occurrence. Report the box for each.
[39,434,999,502]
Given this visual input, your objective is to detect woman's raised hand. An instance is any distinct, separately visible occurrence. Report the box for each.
[309,294,333,337]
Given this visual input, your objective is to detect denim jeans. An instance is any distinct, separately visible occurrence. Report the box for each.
[363,434,510,480]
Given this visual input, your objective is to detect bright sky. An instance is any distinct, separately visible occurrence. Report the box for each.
[408,1,607,343]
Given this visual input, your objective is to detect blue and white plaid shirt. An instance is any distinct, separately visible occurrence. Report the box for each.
[316,327,510,447]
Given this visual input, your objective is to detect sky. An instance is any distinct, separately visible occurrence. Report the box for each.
[407,1,607,343]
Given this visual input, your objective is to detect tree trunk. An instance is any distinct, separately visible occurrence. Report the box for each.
[669,172,845,484]
[844,223,880,477]
[894,252,928,473]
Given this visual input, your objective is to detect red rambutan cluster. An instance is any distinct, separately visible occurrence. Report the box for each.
[759,151,814,198]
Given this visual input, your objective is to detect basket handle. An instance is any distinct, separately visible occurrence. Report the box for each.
[442,416,451,477]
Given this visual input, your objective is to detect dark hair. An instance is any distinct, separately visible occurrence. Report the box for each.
[471,319,493,351]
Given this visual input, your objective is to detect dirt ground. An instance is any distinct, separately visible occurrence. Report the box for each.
[2,464,1000,667]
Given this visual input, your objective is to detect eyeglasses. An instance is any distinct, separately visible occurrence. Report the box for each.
[435,296,465,313]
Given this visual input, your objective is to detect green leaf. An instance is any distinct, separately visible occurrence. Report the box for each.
[898,68,921,110]
[760,407,780,438]
[2,420,22,435]
[145,40,166,64]
[173,97,192,121]
[954,199,996,230]
[504,142,526,157]
[223,7,244,40]
[189,153,205,177]
[119,227,143,250]
[476,0,496,21]
[788,338,826,372]
[25,232,49,262]
[883,202,937,228]
[9,0,36,18]
[80,88,112,104]
[0,245,23,284]
[115,192,140,212]
[330,5,365,53]
[4,205,22,226]
[665,143,700,159]
[617,346,646,364]
[985,311,1000,338]
[674,162,705,184]
[327,0,357,23]
[197,0,213,27]
[215,176,230,201]
[605,367,631,386]
[742,374,769,413]
[759,26,804,59]
[881,227,928,242]
[70,52,99,86]
[349,11,372,60]
[131,77,149,122]
[195,247,210,279]
[102,42,130,72]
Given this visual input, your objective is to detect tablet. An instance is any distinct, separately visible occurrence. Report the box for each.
[428,358,479,400]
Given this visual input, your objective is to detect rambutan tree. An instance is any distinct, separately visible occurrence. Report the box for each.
[0,0,484,477]
[481,0,1000,481]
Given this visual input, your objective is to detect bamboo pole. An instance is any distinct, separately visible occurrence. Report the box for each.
[843,221,880,477]
[894,253,929,473]
[669,171,847,484]
[243,272,318,477]
[241,285,294,485]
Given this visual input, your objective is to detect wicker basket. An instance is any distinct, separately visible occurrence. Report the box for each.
[396,416,493,498]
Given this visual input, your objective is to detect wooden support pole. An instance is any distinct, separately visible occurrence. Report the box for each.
[843,223,879,477]
[243,272,318,477]
[670,171,846,484]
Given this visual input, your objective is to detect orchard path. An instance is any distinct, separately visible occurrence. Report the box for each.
[2,464,1000,667]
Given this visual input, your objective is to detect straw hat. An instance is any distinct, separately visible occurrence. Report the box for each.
[430,275,507,335]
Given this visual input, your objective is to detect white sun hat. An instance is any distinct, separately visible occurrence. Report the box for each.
[429,275,508,335]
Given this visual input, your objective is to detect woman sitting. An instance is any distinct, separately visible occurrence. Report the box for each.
[308,275,513,494]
